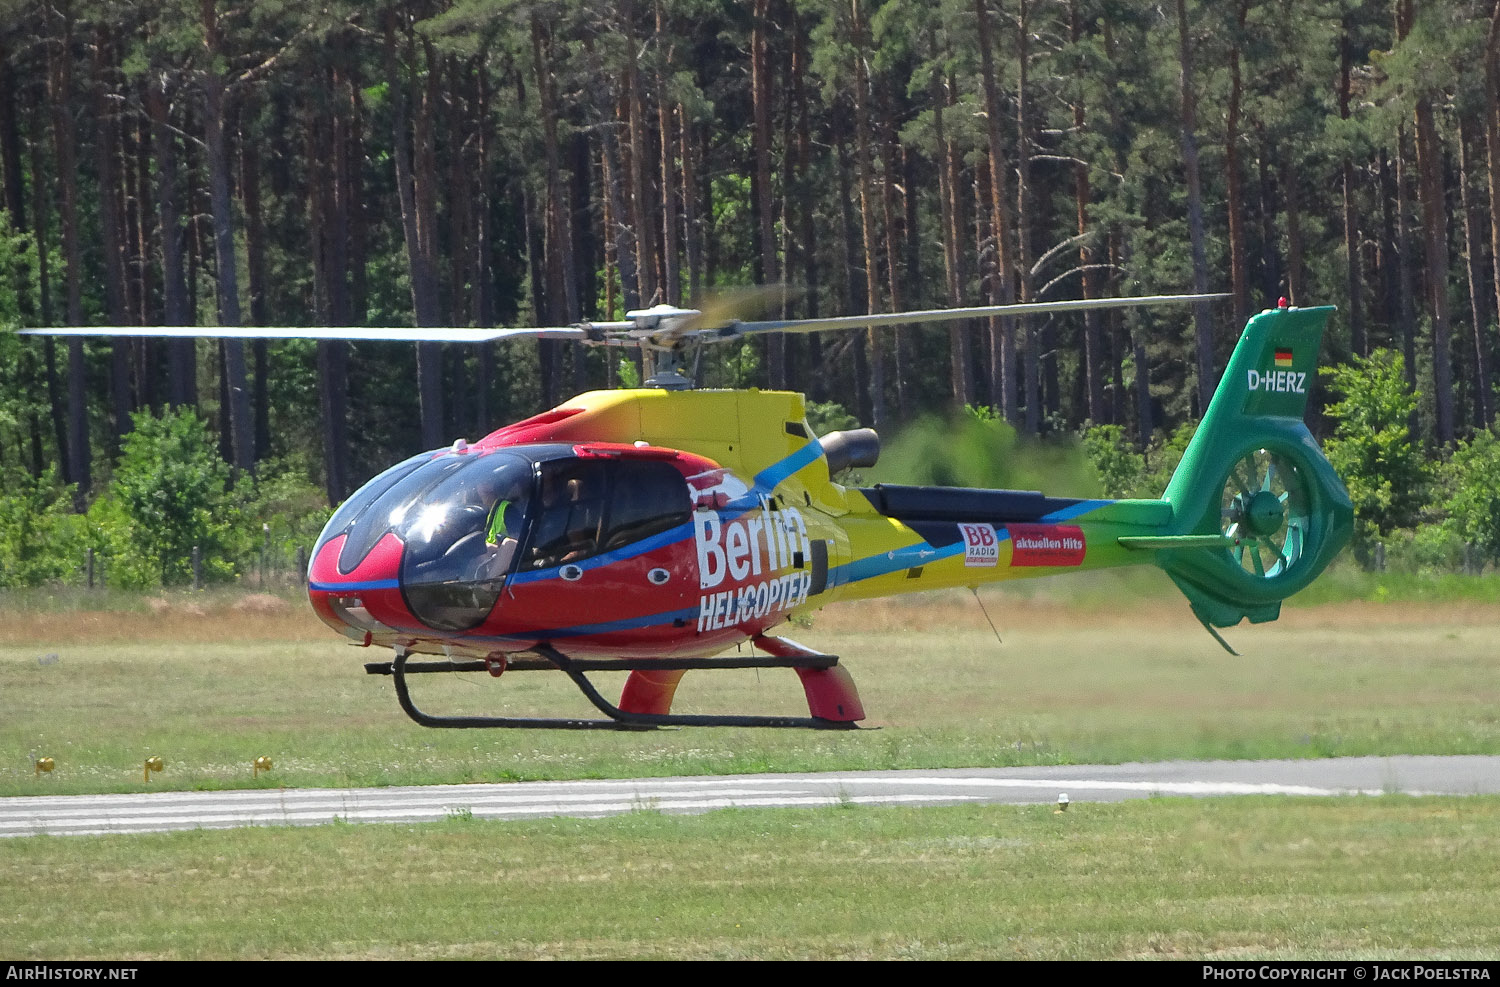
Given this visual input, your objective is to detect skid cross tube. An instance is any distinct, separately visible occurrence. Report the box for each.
[385,646,858,731]
[366,652,841,675]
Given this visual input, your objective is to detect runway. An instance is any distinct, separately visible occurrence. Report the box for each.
[3,755,1496,838]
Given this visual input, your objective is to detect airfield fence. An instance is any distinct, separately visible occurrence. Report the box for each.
[78,542,312,592]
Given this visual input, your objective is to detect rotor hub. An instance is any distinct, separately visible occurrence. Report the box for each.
[1242,489,1286,537]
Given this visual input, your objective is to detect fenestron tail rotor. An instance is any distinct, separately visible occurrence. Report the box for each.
[1219,448,1312,580]
[1153,305,1353,635]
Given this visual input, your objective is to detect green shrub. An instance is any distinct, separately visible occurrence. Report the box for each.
[1320,350,1431,553]
[1438,427,1500,568]
[1377,525,1469,574]
[110,407,241,587]
[1079,424,1145,499]
[0,467,86,587]
[233,454,333,575]
[1079,421,1198,500]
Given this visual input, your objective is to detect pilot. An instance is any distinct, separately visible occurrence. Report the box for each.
[473,474,525,582]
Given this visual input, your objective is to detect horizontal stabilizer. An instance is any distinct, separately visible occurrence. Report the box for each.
[1117,535,1233,550]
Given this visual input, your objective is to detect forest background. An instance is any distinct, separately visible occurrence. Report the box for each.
[1,0,1499,589]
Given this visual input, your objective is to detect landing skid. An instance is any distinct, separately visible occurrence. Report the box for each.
[368,643,863,731]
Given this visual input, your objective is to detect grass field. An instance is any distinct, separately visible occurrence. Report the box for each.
[3,573,1498,796]
[4,797,1500,959]
[3,576,1499,959]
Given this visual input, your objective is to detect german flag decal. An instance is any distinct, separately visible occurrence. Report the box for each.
[1274,347,1294,367]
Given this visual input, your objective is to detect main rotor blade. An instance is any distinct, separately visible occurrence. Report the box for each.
[686,284,796,331]
[719,293,1230,338]
[16,325,596,343]
[15,293,1226,349]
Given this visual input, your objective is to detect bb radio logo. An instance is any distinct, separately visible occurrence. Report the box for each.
[961,523,1000,567]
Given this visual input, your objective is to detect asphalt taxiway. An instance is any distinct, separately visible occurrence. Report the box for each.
[2,754,1496,837]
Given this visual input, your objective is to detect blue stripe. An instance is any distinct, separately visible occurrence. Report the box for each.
[752,439,825,493]
[722,439,826,514]
[1041,499,1110,523]
[829,540,968,586]
[310,578,399,592]
[507,521,696,587]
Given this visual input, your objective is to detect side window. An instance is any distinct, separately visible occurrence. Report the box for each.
[526,459,691,569]
[528,461,609,569]
[601,460,691,552]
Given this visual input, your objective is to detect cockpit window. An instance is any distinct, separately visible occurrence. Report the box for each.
[398,453,534,632]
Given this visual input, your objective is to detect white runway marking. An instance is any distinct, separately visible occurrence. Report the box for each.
[3,755,1493,838]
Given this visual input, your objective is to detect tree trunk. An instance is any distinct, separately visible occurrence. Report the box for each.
[1175,0,1216,415]
[384,13,443,448]
[850,0,885,427]
[201,76,253,473]
[879,87,909,419]
[830,99,868,420]
[751,0,782,386]
[93,33,133,451]
[472,65,495,424]
[680,107,702,304]
[1339,14,1365,356]
[1395,127,1420,435]
[0,46,22,232]
[1459,115,1492,428]
[313,56,353,505]
[1016,0,1039,434]
[790,18,821,398]
[932,32,971,410]
[1415,95,1454,444]
[1282,158,1306,305]
[656,2,680,307]
[131,112,150,330]
[49,7,87,500]
[1068,1,1104,424]
[1485,1,1500,416]
[1226,0,1251,325]
[622,1,657,306]
[595,74,638,313]
[28,95,67,470]
[535,21,573,404]
[29,97,50,328]
[1256,142,1280,301]
[240,103,271,460]
[146,72,195,409]
[975,0,1017,425]
[198,0,254,474]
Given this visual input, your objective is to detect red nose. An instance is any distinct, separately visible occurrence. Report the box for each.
[307,532,421,635]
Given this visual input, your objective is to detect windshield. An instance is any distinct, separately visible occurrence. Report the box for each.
[312,451,430,573]
[397,453,534,632]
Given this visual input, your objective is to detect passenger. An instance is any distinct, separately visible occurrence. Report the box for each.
[529,468,599,567]
[558,478,594,562]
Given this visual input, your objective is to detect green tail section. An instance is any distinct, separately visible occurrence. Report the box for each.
[1155,305,1354,628]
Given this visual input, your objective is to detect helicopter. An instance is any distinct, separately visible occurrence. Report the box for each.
[26,293,1354,731]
